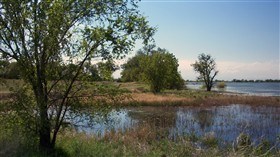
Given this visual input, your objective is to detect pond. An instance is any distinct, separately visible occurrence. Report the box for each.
[67,104,280,146]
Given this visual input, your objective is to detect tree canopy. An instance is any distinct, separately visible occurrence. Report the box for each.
[0,0,154,151]
[191,53,218,91]
[121,53,147,82]
[121,47,185,93]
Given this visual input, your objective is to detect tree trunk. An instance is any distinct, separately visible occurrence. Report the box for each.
[206,85,211,91]
[39,106,52,151]
[36,89,52,151]
[204,79,212,92]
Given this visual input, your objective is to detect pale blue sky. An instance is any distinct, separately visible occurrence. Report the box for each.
[115,0,279,80]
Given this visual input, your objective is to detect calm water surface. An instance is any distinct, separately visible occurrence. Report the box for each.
[69,104,280,145]
[186,82,280,96]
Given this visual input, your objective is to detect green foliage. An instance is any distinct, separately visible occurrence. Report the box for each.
[97,59,118,81]
[145,52,168,93]
[121,54,147,82]
[144,48,185,93]
[191,53,218,91]
[0,61,21,79]
[0,0,155,150]
[121,47,185,93]
[83,59,118,81]
[1,130,278,157]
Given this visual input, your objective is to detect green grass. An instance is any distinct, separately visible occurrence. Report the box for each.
[1,121,279,157]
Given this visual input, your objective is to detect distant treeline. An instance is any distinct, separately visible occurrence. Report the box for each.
[0,60,117,81]
[186,79,280,83]
[231,79,280,83]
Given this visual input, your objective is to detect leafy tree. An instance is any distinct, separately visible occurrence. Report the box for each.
[145,48,184,93]
[83,59,118,81]
[191,53,218,91]
[121,53,147,82]
[84,62,102,81]
[121,47,185,93]
[0,0,154,151]
[97,59,118,81]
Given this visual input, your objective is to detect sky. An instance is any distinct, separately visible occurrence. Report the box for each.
[114,0,279,81]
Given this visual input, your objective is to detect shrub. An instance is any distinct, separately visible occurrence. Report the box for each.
[217,82,227,89]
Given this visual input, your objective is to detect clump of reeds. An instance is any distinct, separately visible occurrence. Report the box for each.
[201,132,218,148]
[217,82,227,89]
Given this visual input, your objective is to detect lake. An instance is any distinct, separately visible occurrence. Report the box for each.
[68,104,280,146]
[186,82,280,96]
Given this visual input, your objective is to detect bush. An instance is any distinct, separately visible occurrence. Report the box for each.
[217,82,227,89]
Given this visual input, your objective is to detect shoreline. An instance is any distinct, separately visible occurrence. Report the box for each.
[124,91,280,107]
[1,81,279,107]
[1,90,279,107]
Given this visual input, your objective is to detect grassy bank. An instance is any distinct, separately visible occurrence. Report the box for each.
[1,125,279,157]
[56,129,280,157]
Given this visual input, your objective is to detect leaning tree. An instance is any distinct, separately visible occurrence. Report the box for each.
[191,53,218,91]
[0,0,154,151]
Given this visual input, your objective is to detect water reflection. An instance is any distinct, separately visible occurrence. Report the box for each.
[171,105,280,144]
[68,109,137,136]
[70,104,280,144]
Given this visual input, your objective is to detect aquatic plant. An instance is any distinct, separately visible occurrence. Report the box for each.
[217,82,227,89]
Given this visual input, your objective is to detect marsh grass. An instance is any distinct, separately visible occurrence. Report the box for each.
[122,91,279,107]
[56,126,280,157]
[1,113,279,157]
[1,81,280,156]
[217,82,227,89]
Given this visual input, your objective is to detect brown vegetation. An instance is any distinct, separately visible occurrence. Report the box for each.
[129,93,191,104]
[1,81,279,107]
[196,94,279,107]
[124,92,280,107]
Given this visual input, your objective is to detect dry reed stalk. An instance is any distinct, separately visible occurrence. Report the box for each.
[129,93,192,103]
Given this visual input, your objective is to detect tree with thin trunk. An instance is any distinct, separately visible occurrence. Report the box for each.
[0,0,154,151]
[191,53,218,91]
